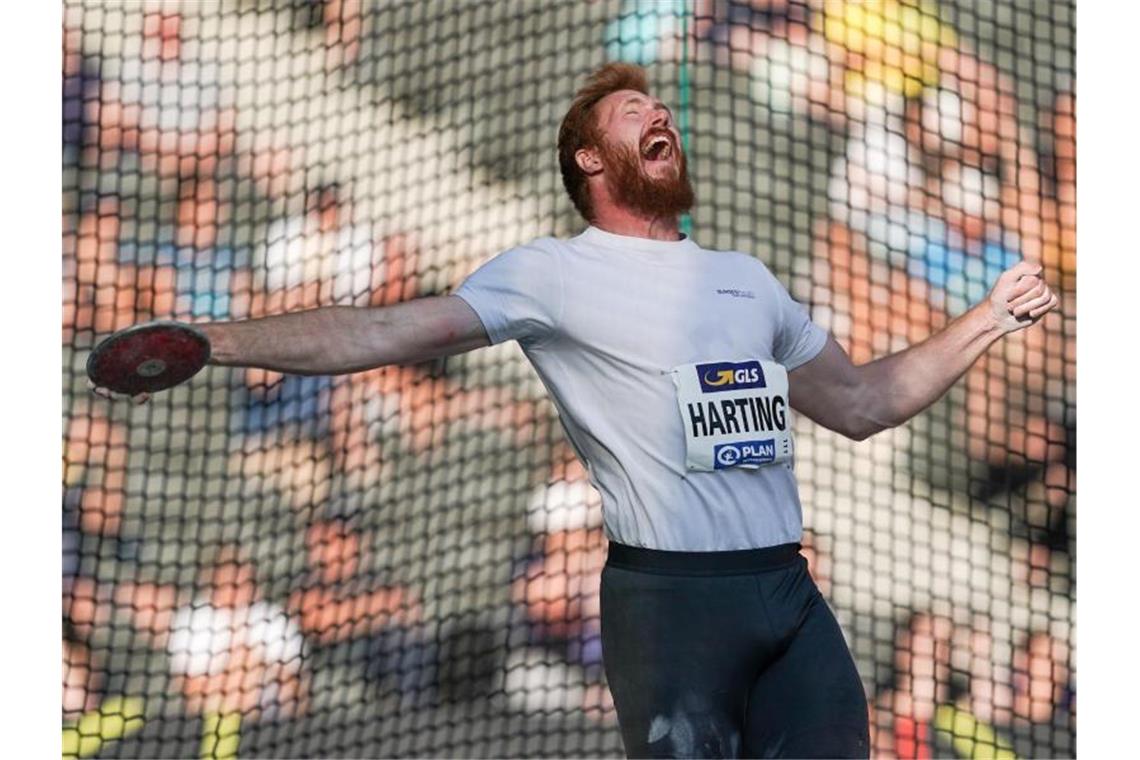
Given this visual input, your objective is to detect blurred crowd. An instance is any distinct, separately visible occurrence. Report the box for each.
[62,1,1074,757]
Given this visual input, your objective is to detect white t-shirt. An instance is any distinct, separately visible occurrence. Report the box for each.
[455,226,827,551]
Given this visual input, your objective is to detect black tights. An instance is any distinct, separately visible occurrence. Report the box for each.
[601,544,869,759]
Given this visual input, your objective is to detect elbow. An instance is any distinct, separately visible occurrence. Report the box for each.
[844,413,893,442]
[841,382,896,441]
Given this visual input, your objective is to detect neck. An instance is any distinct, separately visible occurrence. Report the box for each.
[591,205,681,242]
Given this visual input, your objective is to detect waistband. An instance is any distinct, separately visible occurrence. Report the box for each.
[605,541,802,576]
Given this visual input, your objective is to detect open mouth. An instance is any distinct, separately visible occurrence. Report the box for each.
[640,133,674,162]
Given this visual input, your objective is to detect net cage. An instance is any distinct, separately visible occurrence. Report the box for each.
[61,1,1075,757]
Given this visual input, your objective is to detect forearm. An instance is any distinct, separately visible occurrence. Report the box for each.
[202,306,369,374]
[791,262,1056,441]
[855,304,1003,436]
[200,297,484,375]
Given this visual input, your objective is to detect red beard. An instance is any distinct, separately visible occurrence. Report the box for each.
[598,134,694,221]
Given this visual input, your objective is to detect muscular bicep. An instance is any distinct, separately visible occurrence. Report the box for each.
[788,336,867,439]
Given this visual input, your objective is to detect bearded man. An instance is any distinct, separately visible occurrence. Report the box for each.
[93,63,1059,759]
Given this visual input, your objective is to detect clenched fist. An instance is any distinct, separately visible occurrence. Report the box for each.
[987,261,1060,334]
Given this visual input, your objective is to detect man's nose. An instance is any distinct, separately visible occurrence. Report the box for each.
[648,107,671,129]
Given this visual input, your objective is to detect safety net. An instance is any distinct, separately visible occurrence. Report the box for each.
[62,1,1075,757]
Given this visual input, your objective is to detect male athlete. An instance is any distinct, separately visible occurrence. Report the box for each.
[92,63,1059,758]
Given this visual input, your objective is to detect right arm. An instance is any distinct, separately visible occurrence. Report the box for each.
[200,295,489,375]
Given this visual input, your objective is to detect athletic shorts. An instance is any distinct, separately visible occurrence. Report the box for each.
[601,542,869,759]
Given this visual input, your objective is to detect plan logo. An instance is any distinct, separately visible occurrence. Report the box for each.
[695,360,767,393]
[713,439,776,469]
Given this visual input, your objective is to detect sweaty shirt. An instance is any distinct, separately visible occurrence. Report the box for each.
[455,226,827,551]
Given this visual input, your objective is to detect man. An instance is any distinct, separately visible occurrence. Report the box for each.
[92,63,1059,758]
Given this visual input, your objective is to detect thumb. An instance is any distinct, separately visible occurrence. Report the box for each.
[997,260,1043,299]
[1006,260,1043,281]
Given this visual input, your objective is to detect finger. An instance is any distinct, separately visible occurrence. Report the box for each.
[1012,289,1052,315]
[1013,292,1054,318]
[1028,293,1061,320]
[1007,278,1044,305]
[132,393,152,405]
[1008,281,1048,309]
[90,383,135,403]
[997,261,1043,293]
[1006,260,1044,280]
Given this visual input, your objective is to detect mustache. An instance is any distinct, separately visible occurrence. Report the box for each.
[599,136,694,218]
[640,128,676,151]
[642,125,674,139]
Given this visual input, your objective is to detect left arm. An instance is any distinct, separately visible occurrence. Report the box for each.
[789,261,1059,441]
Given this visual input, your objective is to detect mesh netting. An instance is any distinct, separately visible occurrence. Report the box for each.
[62,1,1075,757]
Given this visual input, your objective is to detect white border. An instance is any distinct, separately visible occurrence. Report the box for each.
[1,0,1127,754]
[1,3,62,756]
[1077,1,1140,756]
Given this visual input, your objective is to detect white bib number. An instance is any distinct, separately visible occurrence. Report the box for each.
[671,359,794,472]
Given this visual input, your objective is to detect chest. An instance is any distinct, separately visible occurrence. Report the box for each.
[557,259,779,367]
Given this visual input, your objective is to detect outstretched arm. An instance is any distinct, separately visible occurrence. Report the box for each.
[201,295,489,375]
[90,296,490,402]
[790,262,1059,441]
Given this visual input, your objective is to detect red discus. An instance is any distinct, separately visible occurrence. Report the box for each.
[86,322,212,396]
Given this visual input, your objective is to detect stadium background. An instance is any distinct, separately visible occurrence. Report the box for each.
[61,1,1075,757]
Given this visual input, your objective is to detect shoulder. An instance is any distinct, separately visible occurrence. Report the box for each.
[529,235,570,250]
[696,246,773,278]
[705,250,800,306]
[725,251,785,288]
[728,250,768,270]
[688,238,759,265]
[504,236,569,259]
[469,237,568,278]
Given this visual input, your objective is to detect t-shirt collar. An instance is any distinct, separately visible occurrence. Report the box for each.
[578,225,699,254]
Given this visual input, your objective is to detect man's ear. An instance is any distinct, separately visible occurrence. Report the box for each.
[575,147,603,176]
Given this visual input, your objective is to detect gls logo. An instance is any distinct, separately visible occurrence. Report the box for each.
[696,360,766,393]
[713,439,776,469]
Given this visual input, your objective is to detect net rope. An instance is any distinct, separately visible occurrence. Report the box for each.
[62,1,1075,757]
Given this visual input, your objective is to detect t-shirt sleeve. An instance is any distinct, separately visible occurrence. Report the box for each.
[454,240,564,347]
[761,264,828,371]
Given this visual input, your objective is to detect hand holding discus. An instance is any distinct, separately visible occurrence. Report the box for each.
[86,322,212,404]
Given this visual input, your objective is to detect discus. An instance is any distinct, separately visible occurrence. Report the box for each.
[86,322,211,396]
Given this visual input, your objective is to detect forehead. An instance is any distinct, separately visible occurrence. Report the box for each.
[595,89,668,120]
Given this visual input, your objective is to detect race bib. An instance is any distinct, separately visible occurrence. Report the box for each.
[671,359,794,472]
